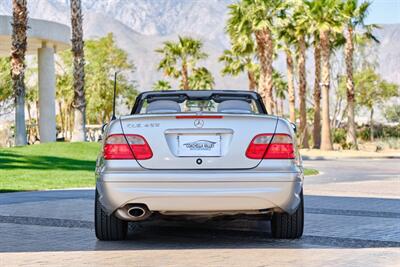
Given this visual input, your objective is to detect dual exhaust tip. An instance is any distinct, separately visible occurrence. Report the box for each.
[127,205,151,221]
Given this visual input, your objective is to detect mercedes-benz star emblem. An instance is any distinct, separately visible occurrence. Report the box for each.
[194,119,204,128]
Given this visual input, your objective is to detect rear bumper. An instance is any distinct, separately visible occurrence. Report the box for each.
[97,171,303,217]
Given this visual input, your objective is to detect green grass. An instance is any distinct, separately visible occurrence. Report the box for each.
[304,168,319,176]
[0,142,100,192]
[0,142,318,192]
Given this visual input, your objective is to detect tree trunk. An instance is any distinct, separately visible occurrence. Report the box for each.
[320,29,333,150]
[255,29,274,114]
[181,62,189,90]
[312,44,322,148]
[35,100,40,139]
[285,49,296,123]
[297,35,309,148]
[331,88,344,130]
[370,107,374,142]
[63,103,67,138]
[26,102,32,143]
[247,71,257,91]
[70,0,86,142]
[345,27,358,149]
[11,0,28,146]
[58,101,65,138]
[66,105,70,140]
[68,104,73,140]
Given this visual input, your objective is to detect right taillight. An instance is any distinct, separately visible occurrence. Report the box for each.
[246,133,295,159]
[104,134,153,160]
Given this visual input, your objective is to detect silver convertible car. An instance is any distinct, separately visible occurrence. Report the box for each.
[95,90,304,240]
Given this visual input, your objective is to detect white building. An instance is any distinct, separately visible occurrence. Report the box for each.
[0,15,70,144]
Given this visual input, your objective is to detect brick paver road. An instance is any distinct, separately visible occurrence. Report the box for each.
[0,158,399,266]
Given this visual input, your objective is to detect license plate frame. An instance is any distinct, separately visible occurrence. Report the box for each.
[177,135,222,157]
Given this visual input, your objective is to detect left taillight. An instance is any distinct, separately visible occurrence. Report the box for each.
[104,134,153,160]
[245,133,295,159]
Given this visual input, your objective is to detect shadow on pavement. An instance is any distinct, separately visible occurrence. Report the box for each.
[0,190,399,252]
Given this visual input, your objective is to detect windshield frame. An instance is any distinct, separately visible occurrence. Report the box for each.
[130,90,268,115]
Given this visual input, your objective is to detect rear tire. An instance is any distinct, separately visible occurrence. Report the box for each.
[95,190,128,241]
[271,192,304,239]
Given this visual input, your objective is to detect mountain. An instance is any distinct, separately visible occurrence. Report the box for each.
[0,0,399,91]
[374,24,400,84]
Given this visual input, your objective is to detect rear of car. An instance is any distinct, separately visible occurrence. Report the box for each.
[95,90,304,240]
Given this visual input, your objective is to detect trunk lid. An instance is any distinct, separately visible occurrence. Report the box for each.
[119,114,278,170]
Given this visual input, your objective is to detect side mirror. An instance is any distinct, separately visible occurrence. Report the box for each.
[290,122,297,133]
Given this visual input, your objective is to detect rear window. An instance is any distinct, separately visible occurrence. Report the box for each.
[139,99,261,114]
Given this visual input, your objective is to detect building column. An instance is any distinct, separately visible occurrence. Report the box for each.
[38,42,56,143]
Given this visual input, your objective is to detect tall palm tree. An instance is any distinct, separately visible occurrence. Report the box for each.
[342,0,376,149]
[70,0,86,141]
[307,0,344,150]
[277,16,296,122]
[152,80,172,91]
[296,34,309,148]
[11,0,28,146]
[311,34,322,148]
[226,0,287,114]
[156,36,207,90]
[189,67,215,90]
[309,30,345,149]
[219,49,258,91]
[293,2,311,148]
[272,70,287,116]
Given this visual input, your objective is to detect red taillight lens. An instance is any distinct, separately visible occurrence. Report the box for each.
[246,134,295,159]
[104,134,153,160]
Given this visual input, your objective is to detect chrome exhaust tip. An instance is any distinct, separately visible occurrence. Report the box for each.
[124,205,151,221]
[127,206,146,218]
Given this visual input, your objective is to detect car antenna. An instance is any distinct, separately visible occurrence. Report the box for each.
[111,71,118,121]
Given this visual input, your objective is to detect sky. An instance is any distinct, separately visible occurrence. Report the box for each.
[364,0,400,24]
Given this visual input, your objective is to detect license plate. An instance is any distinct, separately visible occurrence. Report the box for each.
[178,135,221,157]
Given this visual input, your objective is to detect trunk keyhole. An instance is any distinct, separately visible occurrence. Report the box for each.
[196,158,202,165]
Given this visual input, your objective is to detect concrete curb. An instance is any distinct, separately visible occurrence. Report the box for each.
[302,155,400,160]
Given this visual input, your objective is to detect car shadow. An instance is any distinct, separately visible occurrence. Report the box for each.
[93,217,400,251]
[0,191,399,252]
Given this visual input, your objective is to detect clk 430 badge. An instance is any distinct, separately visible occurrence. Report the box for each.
[126,123,160,128]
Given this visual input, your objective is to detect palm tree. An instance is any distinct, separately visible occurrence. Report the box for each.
[277,17,296,123]
[307,0,344,150]
[11,0,28,146]
[189,67,215,90]
[219,49,258,91]
[152,80,172,91]
[272,70,287,116]
[293,2,311,148]
[342,0,376,149]
[70,0,86,141]
[156,36,207,90]
[311,34,322,148]
[226,0,287,114]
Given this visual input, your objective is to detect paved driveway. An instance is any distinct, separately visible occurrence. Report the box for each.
[0,159,399,266]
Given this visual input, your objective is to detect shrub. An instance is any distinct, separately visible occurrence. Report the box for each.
[332,128,352,149]
[384,105,400,123]
[376,138,400,150]
[358,124,400,141]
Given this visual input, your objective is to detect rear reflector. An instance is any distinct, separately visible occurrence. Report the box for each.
[175,115,223,119]
[104,134,153,160]
[246,133,295,159]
